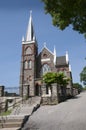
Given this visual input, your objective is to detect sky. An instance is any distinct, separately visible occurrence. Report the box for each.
[0,0,86,87]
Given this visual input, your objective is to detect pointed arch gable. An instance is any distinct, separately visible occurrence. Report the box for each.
[39,46,54,56]
[25,47,32,55]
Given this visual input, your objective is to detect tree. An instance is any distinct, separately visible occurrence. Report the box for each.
[43,72,70,86]
[80,66,86,85]
[42,0,86,35]
[43,72,57,86]
[56,72,70,87]
[43,72,70,101]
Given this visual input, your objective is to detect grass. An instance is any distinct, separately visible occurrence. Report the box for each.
[0,110,12,116]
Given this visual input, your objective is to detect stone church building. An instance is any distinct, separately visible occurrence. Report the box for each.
[19,12,73,102]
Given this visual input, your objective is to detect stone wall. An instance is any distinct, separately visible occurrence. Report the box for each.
[73,88,78,96]
[41,83,59,105]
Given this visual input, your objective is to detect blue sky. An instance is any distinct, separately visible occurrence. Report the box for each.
[0,0,86,87]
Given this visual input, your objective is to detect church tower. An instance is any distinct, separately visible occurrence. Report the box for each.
[20,11,38,97]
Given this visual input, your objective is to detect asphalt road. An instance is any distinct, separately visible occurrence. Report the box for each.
[22,92,86,130]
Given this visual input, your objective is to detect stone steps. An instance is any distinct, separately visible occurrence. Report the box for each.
[0,96,41,129]
[0,115,25,129]
[0,127,20,130]
[0,121,22,128]
[0,118,23,123]
[11,96,41,116]
[11,106,21,115]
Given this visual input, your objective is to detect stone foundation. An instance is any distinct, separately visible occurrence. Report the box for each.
[41,83,59,105]
[41,96,58,105]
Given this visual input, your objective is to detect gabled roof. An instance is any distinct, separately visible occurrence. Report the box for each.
[56,56,68,66]
[39,43,54,56]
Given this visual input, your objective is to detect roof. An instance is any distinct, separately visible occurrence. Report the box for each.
[56,56,67,66]
[39,45,54,56]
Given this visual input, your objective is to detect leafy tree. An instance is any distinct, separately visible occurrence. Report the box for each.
[43,72,70,100]
[80,66,86,85]
[43,72,70,86]
[42,0,86,35]
[43,72,57,85]
[56,72,70,87]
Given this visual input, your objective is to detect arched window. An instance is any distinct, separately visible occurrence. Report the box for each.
[25,47,32,55]
[41,64,51,75]
[24,61,28,69]
[43,53,47,58]
[28,60,32,69]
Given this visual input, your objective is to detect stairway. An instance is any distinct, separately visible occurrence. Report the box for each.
[0,96,41,130]
[0,115,25,129]
[11,96,41,115]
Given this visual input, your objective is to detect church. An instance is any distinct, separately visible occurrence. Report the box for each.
[19,12,73,101]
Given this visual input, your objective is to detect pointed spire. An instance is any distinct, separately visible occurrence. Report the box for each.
[66,51,69,64]
[26,10,35,42]
[53,46,56,65]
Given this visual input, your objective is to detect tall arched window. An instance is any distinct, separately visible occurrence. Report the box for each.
[25,47,32,55]
[24,61,28,69]
[41,64,51,75]
[28,60,32,69]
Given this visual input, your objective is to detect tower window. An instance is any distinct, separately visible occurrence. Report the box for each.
[28,60,32,69]
[24,61,28,69]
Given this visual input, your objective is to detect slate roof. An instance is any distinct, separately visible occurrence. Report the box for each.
[56,56,67,66]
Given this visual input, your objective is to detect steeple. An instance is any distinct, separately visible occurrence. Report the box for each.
[26,10,35,42]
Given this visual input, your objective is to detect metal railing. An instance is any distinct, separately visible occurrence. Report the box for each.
[0,86,21,116]
[4,86,20,96]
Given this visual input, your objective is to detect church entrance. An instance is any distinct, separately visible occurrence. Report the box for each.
[35,83,41,96]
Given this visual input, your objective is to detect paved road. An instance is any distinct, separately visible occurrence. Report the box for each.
[22,92,86,130]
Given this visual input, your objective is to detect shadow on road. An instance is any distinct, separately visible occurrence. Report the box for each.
[59,94,82,104]
[71,95,81,99]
